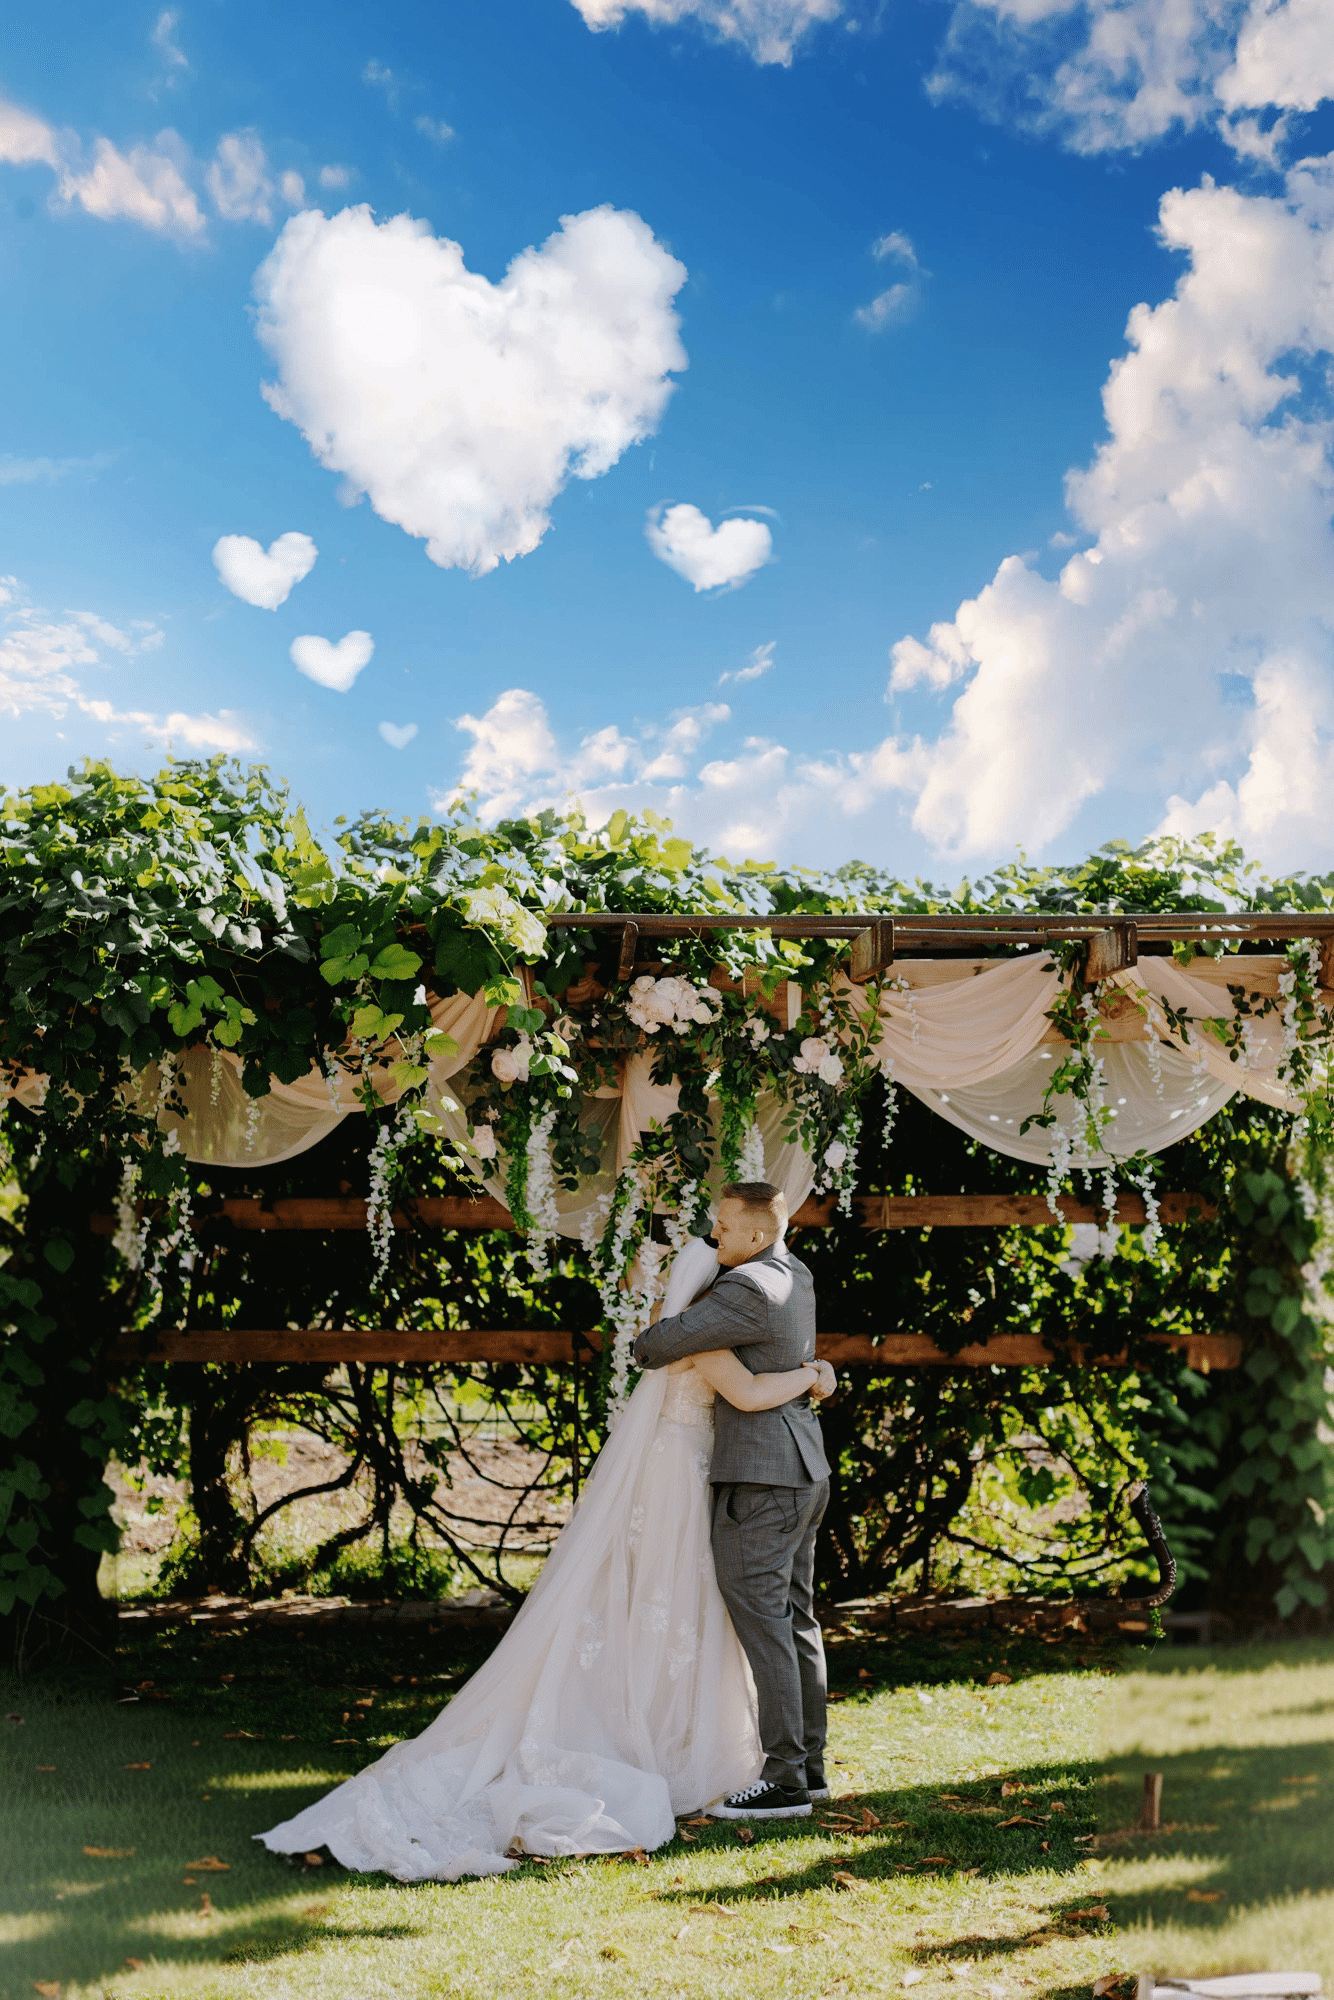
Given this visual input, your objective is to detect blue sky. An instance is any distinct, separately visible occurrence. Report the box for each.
[4,0,1334,877]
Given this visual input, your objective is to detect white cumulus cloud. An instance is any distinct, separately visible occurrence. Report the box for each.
[253,204,687,578]
[877,151,1334,869]
[1,587,253,751]
[59,131,205,239]
[569,0,841,65]
[447,688,734,820]
[930,0,1334,156]
[646,503,773,592]
[207,132,274,224]
[719,640,776,684]
[0,98,62,169]
[291,629,375,692]
[213,530,318,609]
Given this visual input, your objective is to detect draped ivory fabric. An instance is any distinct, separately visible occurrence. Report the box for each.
[3,952,1320,1200]
[860,953,1312,1168]
[426,1048,819,1238]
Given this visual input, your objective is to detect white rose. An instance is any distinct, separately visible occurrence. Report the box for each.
[824,1140,848,1171]
[491,1047,519,1085]
[746,1017,771,1044]
[471,1124,498,1159]
[818,1052,844,1086]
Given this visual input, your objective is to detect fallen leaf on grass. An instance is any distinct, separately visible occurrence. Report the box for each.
[689,1903,739,1919]
[1063,1905,1110,1922]
[302,1903,330,1918]
[36,1765,55,1773]
[679,1828,698,1842]
[182,1877,196,1887]
[331,1738,358,1746]
[1092,1978,1132,1997]
[736,1826,755,1844]
[84,1847,135,1859]
[6,1713,23,1724]
[122,1762,151,1771]
[1000,1781,1022,1796]
[986,1673,1012,1686]
[859,1807,882,1829]
[1186,1889,1225,1903]
[1282,1774,1317,1784]
[198,1893,213,1917]
[124,1959,144,1971]
[185,1856,230,1871]
[997,1816,1041,1828]
[221,1731,260,1741]
[303,1852,324,1866]
[32,1984,60,1997]
[919,1856,950,1866]
[624,1847,650,1865]
[831,1871,859,1891]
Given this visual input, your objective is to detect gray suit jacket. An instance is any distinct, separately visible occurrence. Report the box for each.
[632,1241,830,1487]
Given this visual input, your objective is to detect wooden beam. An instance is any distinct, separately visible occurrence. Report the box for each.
[617,920,639,983]
[849,919,895,985]
[91,1194,517,1236]
[92,1191,1215,1237]
[792,1192,1216,1228]
[110,1327,1241,1370]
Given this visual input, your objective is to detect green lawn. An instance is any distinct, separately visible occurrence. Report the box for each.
[2,1624,1331,2000]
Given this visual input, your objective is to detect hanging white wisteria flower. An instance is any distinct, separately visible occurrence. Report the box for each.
[625,974,721,1035]
[524,1106,561,1277]
[737,1119,767,1182]
[460,882,546,959]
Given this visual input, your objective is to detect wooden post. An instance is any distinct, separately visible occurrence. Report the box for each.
[617,921,639,983]
[849,919,895,985]
[1086,919,1139,983]
[1140,1770,1163,1831]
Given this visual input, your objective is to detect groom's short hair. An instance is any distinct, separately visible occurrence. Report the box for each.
[720,1181,787,1234]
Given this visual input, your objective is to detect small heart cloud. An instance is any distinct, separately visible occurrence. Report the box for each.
[379,721,418,750]
[213,531,318,609]
[646,503,772,593]
[291,629,375,692]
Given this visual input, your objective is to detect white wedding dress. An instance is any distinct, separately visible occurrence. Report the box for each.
[257,1241,761,1879]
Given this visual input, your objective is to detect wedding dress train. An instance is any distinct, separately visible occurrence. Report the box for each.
[257,1282,760,1878]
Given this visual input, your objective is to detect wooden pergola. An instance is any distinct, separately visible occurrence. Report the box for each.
[104,907,1330,1374]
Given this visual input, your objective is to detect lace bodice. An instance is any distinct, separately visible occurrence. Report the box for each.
[659,1365,716,1429]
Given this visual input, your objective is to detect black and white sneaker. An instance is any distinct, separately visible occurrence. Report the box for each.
[806,1770,831,1802]
[711,1781,811,1821]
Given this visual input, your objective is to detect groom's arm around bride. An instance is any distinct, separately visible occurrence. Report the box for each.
[632,1181,833,1820]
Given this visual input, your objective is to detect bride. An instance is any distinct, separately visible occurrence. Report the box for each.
[257,1235,832,1880]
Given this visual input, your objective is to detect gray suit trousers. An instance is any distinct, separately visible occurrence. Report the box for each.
[711,1477,830,1791]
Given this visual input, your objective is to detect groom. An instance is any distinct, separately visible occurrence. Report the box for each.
[633,1181,834,1821]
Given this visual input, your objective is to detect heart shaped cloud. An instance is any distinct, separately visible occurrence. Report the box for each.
[378,721,418,750]
[646,504,772,592]
[254,204,687,577]
[213,531,317,609]
[290,629,374,692]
